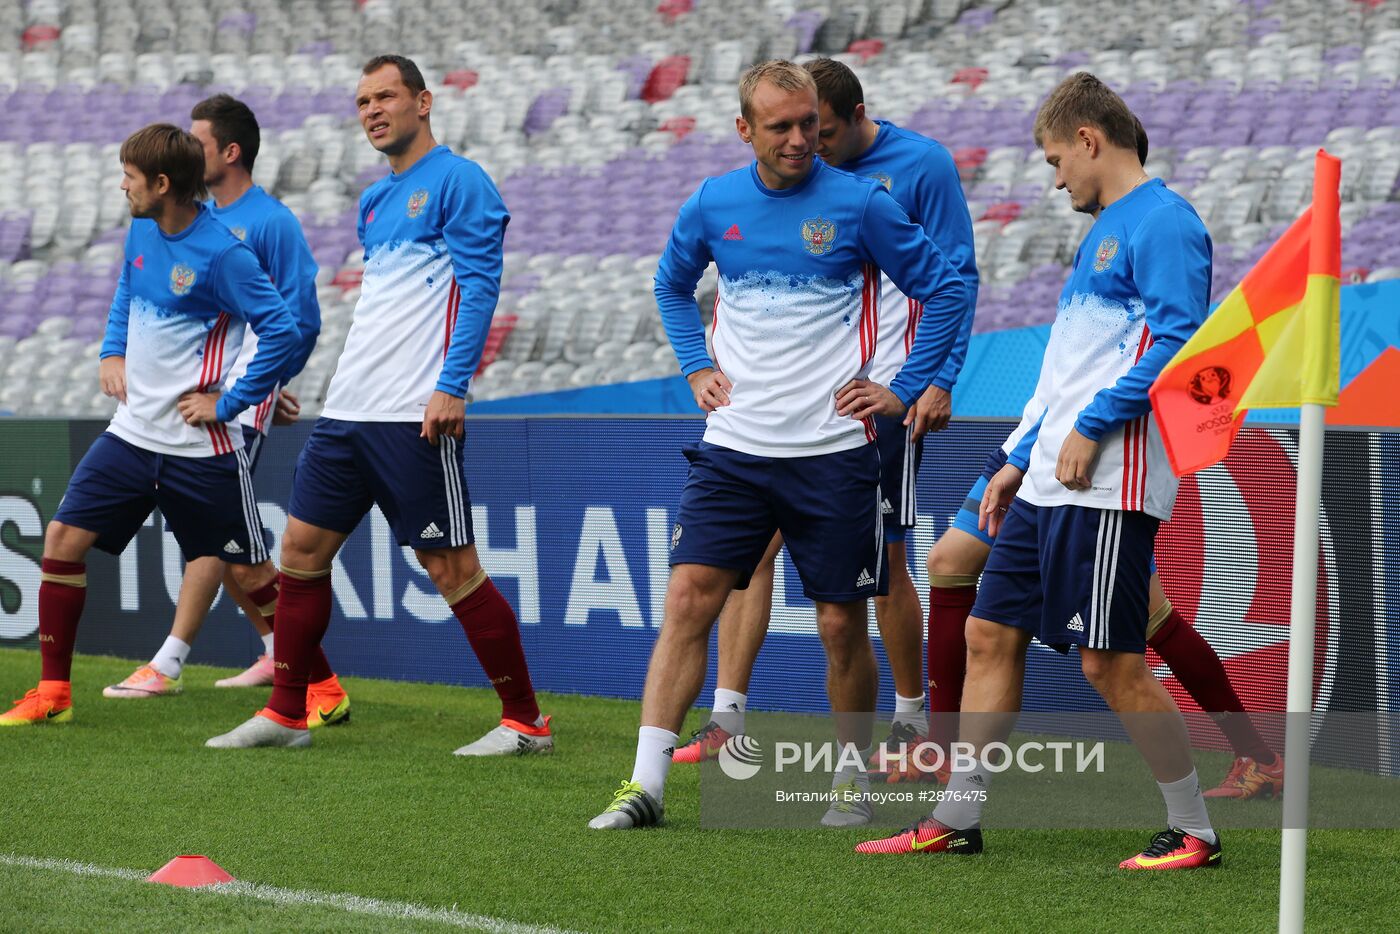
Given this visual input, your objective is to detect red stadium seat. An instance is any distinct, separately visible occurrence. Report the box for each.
[656,0,694,21]
[979,202,1024,227]
[846,39,885,63]
[659,116,697,140]
[331,268,364,291]
[640,56,691,104]
[477,315,519,374]
[443,70,479,91]
[951,67,989,90]
[22,25,60,49]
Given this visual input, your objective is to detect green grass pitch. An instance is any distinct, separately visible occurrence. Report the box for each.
[0,647,1395,932]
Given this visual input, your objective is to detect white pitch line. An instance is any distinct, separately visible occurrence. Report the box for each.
[0,854,583,934]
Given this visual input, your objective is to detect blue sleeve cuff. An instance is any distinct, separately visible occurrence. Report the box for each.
[1073,414,1105,442]
[215,396,241,423]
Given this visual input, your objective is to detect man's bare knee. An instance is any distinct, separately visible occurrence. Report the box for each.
[663,566,737,633]
[44,521,95,562]
[965,616,1022,664]
[1080,649,1144,693]
[926,530,989,581]
[228,560,275,592]
[816,601,867,647]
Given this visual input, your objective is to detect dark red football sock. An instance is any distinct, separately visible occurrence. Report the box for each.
[927,585,975,751]
[451,577,540,724]
[39,559,87,682]
[266,573,333,722]
[1149,606,1275,764]
[247,577,334,683]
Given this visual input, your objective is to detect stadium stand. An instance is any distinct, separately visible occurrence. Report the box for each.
[0,0,1397,416]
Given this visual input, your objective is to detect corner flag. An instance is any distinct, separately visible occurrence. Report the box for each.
[1149,150,1342,476]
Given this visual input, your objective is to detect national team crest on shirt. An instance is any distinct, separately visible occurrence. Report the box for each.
[407,189,429,218]
[868,172,893,191]
[800,216,837,255]
[230,226,247,241]
[169,263,197,296]
[1093,235,1120,272]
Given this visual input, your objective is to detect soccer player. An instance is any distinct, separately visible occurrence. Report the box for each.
[673,59,979,785]
[205,55,550,753]
[856,74,1221,868]
[587,60,969,829]
[917,116,1282,799]
[0,124,299,726]
[101,95,346,722]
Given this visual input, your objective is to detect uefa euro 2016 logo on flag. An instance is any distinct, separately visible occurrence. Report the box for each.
[1188,366,1232,405]
[1093,235,1120,272]
[407,189,429,218]
[169,263,196,296]
[801,216,837,255]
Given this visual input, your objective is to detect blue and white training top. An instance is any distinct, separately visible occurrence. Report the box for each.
[212,185,321,435]
[101,205,300,457]
[656,158,968,458]
[1017,179,1211,520]
[321,145,508,421]
[839,120,979,390]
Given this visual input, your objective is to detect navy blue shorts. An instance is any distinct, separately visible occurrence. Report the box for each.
[54,432,271,563]
[971,498,1159,654]
[950,446,1158,577]
[669,440,887,602]
[874,413,921,543]
[241,424,268,472]
[288,418,475,550]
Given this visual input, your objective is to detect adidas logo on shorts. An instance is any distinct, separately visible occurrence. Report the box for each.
[856,568,875,588]
[420,522,445,540]
[1067,613,1085,633]
[880,498,893,514]
[222,540,244,554]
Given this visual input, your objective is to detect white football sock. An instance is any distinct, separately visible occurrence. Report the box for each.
[260,632,274,657]
[630,726,678,801]
[932,758,990,829]
[893,691,927,733]
[150,636,191,679]
[712,687,746,735]
[1158,769,1216,844]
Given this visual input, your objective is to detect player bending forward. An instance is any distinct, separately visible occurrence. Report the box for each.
[1,125,298,726]
[856,74,1221,869]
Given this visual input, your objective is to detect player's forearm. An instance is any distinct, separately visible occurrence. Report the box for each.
[436,297,495,398]
[1074,339,1182,440]
[218,313,299,422]
[931,279,979,391]
[102,293,130,357]
[279,324,320,384]
[655,287,713,375]
[890,274,967,406]
[1006,410,1045,470]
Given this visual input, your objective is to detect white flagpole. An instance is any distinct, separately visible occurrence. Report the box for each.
[1278,402,1325,934]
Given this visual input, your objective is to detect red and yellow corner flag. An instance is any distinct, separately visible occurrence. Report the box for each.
[1150,150,1342,476]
